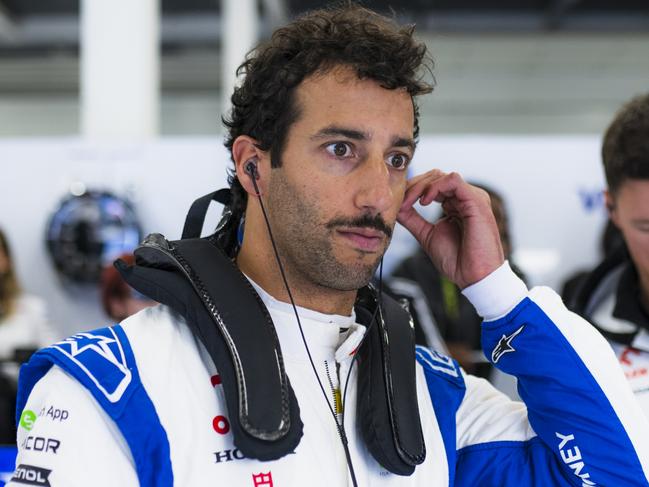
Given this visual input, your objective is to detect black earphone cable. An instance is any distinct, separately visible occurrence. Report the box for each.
[248,171,360,487]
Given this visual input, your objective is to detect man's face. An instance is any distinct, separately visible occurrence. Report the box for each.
[265,66,415,291]
[608,179,649,287]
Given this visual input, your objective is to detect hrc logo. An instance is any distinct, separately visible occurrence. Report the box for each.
[50,328,132,403]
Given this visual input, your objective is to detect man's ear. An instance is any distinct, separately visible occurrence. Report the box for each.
[232,136,268,196]
[604,190,618,225]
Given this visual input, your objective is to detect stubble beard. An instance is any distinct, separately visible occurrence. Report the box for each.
[266,171,388,292]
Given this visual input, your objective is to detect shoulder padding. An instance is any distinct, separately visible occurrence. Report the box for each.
[16,325,173,487]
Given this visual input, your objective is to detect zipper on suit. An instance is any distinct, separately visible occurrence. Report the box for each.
[324,360,343,424]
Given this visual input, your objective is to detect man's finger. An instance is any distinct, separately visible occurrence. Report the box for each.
[397,204,431,244]
[402,171,467,210]
[405,168,445,190]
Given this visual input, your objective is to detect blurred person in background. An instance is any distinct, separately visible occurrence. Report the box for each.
[0,228,55,365]
[561,219,625,300]
[563,93,649,414]
[388,184,525,378]
[0,228,55,445]
[100,253,156,322]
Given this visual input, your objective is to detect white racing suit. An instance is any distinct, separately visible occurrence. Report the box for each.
[8,263,649,486]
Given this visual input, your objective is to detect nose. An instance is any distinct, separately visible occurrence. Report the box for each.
[353,156,394,215]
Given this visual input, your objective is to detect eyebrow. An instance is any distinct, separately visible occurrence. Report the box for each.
[392,137,416,153]
[311,125,416,152]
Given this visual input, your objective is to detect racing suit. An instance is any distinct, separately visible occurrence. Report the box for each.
[564,250,649,414]
[8,263,649,486]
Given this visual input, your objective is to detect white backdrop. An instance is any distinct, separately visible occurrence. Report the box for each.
[0,135,607,337]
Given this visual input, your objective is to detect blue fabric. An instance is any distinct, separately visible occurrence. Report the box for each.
[16,325,173,487]
[0,446,17,487]
[416,346,466,487]
[456,438,572,486]
[479,297,648,487]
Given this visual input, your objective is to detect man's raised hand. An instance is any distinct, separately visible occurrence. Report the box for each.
[397,170,504,289]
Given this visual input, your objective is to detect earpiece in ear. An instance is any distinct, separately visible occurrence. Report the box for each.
[244,158,259,180]
[243,158,262,197]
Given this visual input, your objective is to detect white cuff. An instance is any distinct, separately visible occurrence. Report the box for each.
[461,261,528,321]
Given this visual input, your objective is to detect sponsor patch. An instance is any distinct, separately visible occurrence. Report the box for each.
[39,406,69,423]
[556,432,596,486]
[252,471,274,487]
[11,464,51,486]
[214,448,247,464]
[19,411,37,431]
[21,436,61,455]
[212,415,231,435]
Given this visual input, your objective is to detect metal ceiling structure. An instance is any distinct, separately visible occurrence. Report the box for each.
[0,0,646,135]
[0,0,647,53]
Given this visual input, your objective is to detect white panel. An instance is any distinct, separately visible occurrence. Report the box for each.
[81,0,160,138]
[1,135,605,338]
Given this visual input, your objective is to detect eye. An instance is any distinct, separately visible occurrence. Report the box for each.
[387,153,409,170]
[326,142,353,158]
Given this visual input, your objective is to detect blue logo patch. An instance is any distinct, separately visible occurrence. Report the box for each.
[50,328,132,403]
[416,347,459,378]
[577,188,604,213]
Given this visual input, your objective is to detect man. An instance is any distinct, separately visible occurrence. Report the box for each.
[8,6,649,487]
[564,93,649,414]
[388,184,524,378]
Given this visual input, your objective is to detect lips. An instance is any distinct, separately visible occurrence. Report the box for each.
[336,227,385,252]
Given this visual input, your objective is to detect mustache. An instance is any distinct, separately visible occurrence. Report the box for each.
[326,213,393,238]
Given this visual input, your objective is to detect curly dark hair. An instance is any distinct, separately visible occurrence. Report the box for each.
[222,3,434,218]
[602,93,649,195]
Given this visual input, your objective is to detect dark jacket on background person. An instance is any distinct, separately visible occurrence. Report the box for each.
[389,250,484,377]
[389,249,528,379]
[0,371,16,444]
[563,245,649,414]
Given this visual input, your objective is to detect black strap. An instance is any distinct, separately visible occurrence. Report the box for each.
[568,245,629,314]
[181,189,231,239]
[116,237,303,461]
[380,295,427,467]
[355,290,426,476]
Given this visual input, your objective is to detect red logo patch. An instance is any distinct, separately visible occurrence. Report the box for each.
[212,415,231,435]
[211,374,222,386]
[620,347,640,366]
[625,368,648,379]
[252,471,274,487]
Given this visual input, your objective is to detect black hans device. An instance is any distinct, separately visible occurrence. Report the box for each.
[117,165,426,485]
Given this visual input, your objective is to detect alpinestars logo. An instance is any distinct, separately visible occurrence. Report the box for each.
[491,325,525,363]
[50,329,132,403]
